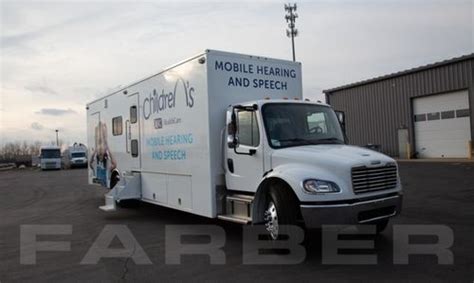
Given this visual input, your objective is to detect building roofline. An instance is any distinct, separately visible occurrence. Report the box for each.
[323,53,474,94]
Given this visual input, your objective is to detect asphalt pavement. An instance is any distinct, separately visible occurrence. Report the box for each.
[0,162,473,282]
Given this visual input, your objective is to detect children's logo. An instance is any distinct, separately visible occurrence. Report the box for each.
[154,118,163,129]
[143,78,195,120]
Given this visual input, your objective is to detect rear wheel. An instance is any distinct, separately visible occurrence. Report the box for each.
[116,199,141,208]
[264,183,298,240]
[109,172,120,189]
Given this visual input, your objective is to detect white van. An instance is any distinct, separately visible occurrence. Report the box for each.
[64,143,88,168]
[87,50,402,239]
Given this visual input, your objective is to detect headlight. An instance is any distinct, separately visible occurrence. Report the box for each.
[303,179,341,194]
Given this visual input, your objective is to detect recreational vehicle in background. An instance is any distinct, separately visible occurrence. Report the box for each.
[87,50,402,239]
[39,146,61,170]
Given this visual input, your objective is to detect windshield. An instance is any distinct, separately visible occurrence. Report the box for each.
[71,152,86,158]
[41,149,61,158]
[262,103,345,149]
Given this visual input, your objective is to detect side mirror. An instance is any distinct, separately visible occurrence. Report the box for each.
[335,110,345,125]
[335,110,346,130]
[226,110,238,148]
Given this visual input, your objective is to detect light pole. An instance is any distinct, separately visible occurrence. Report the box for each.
[284,3,298,62]
[55,129,59,146]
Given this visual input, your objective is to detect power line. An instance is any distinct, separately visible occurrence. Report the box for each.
[284,3,298,62]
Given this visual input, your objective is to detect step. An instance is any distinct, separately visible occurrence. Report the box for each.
[226,194,254,203]
[217,214,251,224]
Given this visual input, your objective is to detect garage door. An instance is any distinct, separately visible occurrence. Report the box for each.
[413,90,471,158]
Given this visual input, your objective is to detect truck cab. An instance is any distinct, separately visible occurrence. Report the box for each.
[225,99,402,239]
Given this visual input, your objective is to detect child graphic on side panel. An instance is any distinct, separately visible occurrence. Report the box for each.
[89,121,117,187]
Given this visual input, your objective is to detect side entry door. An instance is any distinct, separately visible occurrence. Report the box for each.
[125,93,141,170]
[225,107,265,192]
[88,111,100,184]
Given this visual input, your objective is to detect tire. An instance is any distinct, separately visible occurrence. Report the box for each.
[359,219,389,235]
[110,172,120,190]
[375,219,389,234]
[116,199,141,208]
[264,183,298,240]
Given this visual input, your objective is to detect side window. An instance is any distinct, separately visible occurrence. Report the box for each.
[307,112,328,134]
[456,108,470,118]
[441,110,455,119]
[237,111,259,147]
[130,106,137,124]
[112,116,123,136]
[131,139,139,157]
[427,112,440,121]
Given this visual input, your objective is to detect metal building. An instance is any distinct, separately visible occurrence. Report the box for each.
[324,54,473,158]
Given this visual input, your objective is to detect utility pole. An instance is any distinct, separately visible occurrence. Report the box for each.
[55,129,59,146]
[284,3,298,62]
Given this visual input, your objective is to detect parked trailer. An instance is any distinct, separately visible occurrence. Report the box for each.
[87,50,402,239]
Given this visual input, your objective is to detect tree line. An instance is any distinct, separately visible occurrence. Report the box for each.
[0,140,63,164]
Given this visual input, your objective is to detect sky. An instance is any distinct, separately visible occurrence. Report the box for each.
[1,0,473,146]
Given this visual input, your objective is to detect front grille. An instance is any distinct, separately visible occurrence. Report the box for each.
[351,164,398,194]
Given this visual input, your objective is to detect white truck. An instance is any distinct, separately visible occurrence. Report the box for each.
[64,143,88,168]
[39,146,62,170]
[87,50,402,239]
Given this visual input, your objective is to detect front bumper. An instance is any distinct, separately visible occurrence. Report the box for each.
[300,193,403,228]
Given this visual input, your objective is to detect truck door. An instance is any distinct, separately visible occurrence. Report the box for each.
[225,107,264,192]
[125,93,141,170]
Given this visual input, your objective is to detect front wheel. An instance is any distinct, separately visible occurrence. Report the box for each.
[264,184,298,240]
[360,219,390,235]
[375,219,389,234]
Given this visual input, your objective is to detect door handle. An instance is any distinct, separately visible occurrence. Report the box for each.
[125,120,130,153]
[227,158,234,173]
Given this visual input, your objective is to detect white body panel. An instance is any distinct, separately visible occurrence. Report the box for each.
[413,90,471,158]
[87,50,302,218]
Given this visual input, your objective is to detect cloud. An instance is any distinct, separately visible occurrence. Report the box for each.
[1,0,472,144]
[36,108,76,116]
[25,83,58,95]
[31,122,44,130]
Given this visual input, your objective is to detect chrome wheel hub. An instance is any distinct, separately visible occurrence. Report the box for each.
[264,201,279,240]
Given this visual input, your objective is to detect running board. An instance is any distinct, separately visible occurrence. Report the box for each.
[217,194,254,224]
[217,214,251,224]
